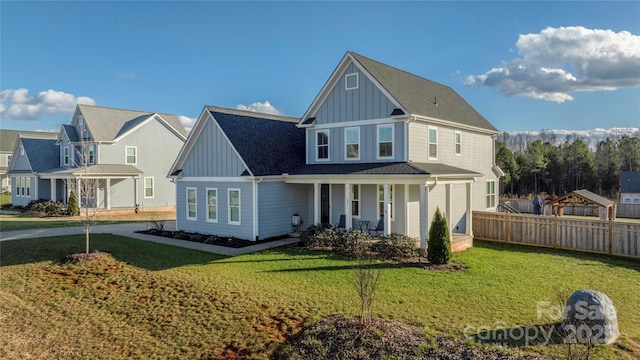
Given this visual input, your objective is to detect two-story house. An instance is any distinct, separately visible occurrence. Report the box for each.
[8,104,187,210]
[169,52,502,249]
[0,130,57,193]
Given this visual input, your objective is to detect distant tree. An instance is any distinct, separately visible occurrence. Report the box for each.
[525,140,550,194]
[619,135,640,171]
[427,208,451,265]
[595,139,620,198]
[562,139,595,192]
[495,140,519,195]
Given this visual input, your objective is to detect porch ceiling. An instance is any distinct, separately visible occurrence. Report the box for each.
[38,164,143,179]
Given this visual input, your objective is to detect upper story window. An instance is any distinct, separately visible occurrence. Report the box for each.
[345,127,360,160]
[428,127,438,160]
[316,130,329,161]
[6,154,12,166]
[455,131,462,156]
[144,177,154,198]
[125,146,137,165]
[88,145,95,164]
[345,72,359,90]
[377,124,394,159]
[64,147,70,166]
[486,180,496,209]
[20,145,24,156]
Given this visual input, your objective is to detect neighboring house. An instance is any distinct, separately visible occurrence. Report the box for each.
[620,171,640,204]
[169,52,502,248]
[0,130,57,193]
[8,104,187,209]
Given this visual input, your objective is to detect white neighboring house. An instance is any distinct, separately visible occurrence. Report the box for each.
[8,104,187,210]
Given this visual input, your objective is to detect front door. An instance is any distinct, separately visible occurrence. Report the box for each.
[320,184,330,225]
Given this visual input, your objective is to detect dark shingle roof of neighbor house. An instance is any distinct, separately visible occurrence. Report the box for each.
[62,124,80,142]
[207,107,306,176]
[349,52,499,132]
[620,171,640,193]
[77,104,187,142]
[0,129,57,152]
[290,162,481,177]
[18,137,60,173]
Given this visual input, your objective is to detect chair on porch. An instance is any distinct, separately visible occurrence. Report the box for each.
[368,216,384,236]
[334,215,346,232]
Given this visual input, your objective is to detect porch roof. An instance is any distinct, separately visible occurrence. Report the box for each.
[38,164,143,178]
[289,162,481,177]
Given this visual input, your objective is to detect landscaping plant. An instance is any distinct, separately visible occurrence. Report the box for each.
[427,207,451,265]
[68,189,79,216]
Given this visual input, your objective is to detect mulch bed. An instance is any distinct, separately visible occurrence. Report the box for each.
[281,315,545,360]
[63,251,110,263]
[137,229,289,248]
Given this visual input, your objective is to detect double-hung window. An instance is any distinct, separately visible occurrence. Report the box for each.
[88,145,95,164]
[206,188,218,223]
[228,189,241,225]
[64,147,70,166]
[186,187,197,220]
[377,184,394,220]
[125,146,137,165]
[21,177,25,196]
[345,127,359,160]
[26,178,30,197]
[144,177,154,198]
[351,184,360,218]
[377,125,393,159]
[454,131,462,156]
[486,181,496,209]
[428,127,438,159]
[316,130,329,161]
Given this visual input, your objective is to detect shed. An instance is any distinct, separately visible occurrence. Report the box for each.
[546,189,616,220]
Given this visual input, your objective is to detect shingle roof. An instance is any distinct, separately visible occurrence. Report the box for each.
[547,189,614,207]
[45,164,142,176]
[620,171,640,193]
[0,129,57,152]
[349,52,499,132]
[62,124,80,142]
[77,104,187,142]
[207,107,306,176]
[290,162,481,177]
[19,137,60,173]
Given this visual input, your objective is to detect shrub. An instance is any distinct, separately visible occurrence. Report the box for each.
[68,189,79,216]
[427,207,451,265]
[174,231,189,240]
[300,224,336,248]
[25,199,68,217]
[334,229,371,255]
[371,233,417,260]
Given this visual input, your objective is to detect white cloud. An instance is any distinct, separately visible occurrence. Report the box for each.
[466,26,640,102]
[0,88,97,120]
[178,115,196,133]
[236,101,282,115]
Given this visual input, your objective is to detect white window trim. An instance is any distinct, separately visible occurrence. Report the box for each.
[486,180,496,209]
[377,124,394,160]
[344,127,360,161]
[428,126,438,160]
[454,130,462,156]
[64,147,70,166]
[351,184,361,218]
[144,177,154,198]
[228,188,241,225]
[316,130,330,162]
[377,184,395,221]
[125,146,137,165]
[206,187,218,223]
[186,187,197,221]
[345,72,359,90]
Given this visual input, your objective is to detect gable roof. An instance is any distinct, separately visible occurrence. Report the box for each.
[61,124,80,142]
[547,189,615,208]
[301,51,498,133]
[15,137,60,173]
[208,107,306,176]
[290,162,481,177]
[76,104,187,142]
[620,171,640,193]
[0,129,57,152]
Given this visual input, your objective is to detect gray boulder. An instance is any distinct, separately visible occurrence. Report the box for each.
[562,289,619,345]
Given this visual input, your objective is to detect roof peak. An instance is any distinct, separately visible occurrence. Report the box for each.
[206,105,299,123]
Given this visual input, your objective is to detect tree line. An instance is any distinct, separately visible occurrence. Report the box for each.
[495,132,640,199]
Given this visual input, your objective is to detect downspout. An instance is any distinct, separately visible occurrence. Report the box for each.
[253,177,264,241]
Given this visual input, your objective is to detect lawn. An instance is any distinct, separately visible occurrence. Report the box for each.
[0,211,175,232]
[1,235,638,359]
[0,193,11,206]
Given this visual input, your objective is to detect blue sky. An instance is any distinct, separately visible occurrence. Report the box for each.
[1,1,639,133]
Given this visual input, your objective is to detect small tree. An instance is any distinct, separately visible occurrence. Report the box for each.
[68,189,79,216]
[353,244,381,325]
[427,207,451,265]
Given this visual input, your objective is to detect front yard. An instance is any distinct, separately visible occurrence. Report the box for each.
[0,211,175,232]
[1,235,638,359]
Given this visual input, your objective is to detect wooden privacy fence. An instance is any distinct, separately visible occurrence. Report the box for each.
[473,211,640,259]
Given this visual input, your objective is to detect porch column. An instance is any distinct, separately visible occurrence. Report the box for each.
[445,183,453,238]
[466,182,473,236]
[134,177,139,207]
[313,183,320,225]
[383,184,391,236]
[420,184,428,249]
[76,179,81,206]
[106,178,111,209]
[344,183,352,229]
[51,179,56,202]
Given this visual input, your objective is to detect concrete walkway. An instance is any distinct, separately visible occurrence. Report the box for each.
[0,222,299,256]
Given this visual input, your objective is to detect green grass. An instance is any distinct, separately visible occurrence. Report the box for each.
[0,193,11,206]
[1,236,639,359]
[0,212,172,232]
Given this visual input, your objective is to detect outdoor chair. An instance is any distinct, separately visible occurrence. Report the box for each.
[335,214,346,232]
[368,216,384,236]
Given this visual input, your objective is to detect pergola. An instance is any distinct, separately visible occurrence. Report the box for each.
[545,189,616,220]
